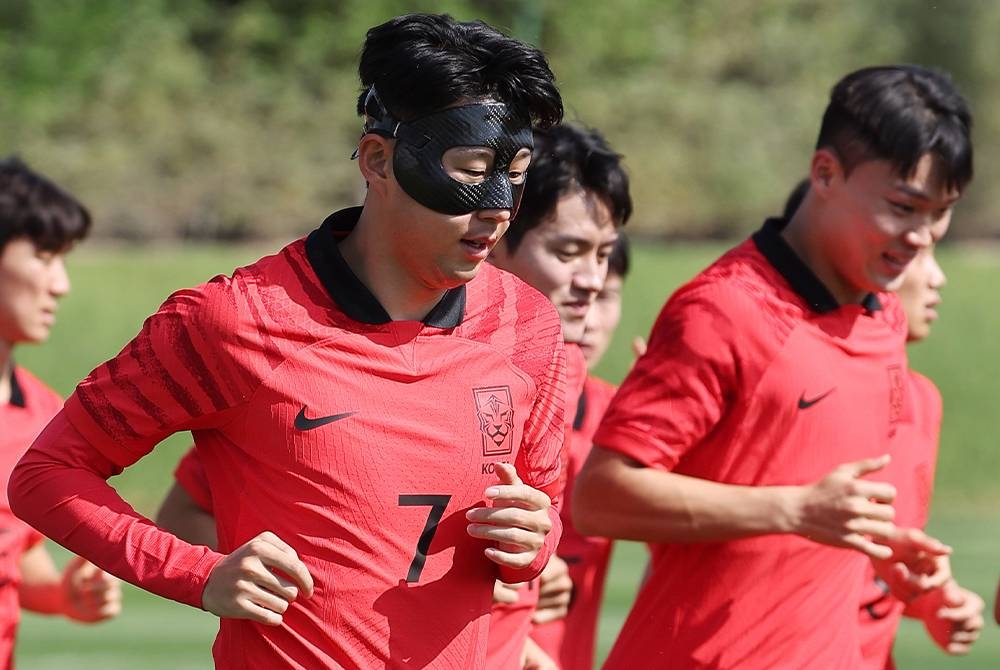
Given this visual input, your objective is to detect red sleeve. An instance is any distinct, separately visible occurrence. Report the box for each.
[593,283,741,470]
[174,447,214,515]
[8,412,225,609]
[503,304,567,584]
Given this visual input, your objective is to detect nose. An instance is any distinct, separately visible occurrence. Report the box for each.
[902,225,933,249]
[929,255,947,289]
[476,208,512,225]
[49,256,71,297]
[573,254,605,295]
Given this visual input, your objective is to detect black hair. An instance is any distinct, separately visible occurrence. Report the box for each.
[357,13,562,128]
[783,178,810,219]
[0,156,91,253]
[607,232,631,279]
[816,65,973,192]
[504,124,631,253]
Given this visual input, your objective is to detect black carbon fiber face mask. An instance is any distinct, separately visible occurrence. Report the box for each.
[359,89,533,216]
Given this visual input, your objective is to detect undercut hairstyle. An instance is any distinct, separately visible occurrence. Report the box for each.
[357,13,562,128]
[0,156,91,253]
[504,124,632,253]
[782,178,810,220]
[816,65,973,192]
[608,232,631,279]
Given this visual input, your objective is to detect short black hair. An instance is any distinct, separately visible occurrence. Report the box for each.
[783,178,810,220]
[357,13,562,128]
[816,65,973,192]
[0,156,91,253]
[607,232,631,279]
[505,124,632,253]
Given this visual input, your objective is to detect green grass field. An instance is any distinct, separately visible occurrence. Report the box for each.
[13,240,1000,668]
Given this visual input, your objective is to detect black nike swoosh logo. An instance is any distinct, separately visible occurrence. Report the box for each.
[798,388,836,409]
[294,407,356,431]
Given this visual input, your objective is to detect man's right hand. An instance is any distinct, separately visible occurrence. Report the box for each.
[202,531,314,626]
[788,455,898,559]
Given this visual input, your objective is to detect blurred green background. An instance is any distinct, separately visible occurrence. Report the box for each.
[6,0,1000,667]
[4,0,1000,241]
[14,241,1000,668]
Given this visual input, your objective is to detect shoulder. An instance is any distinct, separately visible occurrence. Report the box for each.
[908,369,942,411]
[155,238,316,333]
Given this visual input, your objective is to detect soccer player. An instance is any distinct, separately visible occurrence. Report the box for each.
[573,64,974,669]
[482,122,632,669]
[0,157,121,667]
[782,178,985,666]
[529,233,633,670]
[9,14,569,669]
[857,242,984,666]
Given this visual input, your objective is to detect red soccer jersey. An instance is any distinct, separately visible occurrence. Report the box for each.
[595,219,910,670]
[11,207,568,670]
[485,343,588,670]
[858,370,941,670]
[531,374,618,670]
[0,367,60,669]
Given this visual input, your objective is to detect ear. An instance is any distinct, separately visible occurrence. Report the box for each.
[356,134,393,191]
[809,148,843,197]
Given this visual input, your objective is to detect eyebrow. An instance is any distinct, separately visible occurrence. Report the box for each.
[893,183,960,206]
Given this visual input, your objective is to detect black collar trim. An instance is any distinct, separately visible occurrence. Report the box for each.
[752,218,882,314]
[305,207,466,328]
[573,386,587,431]
[9,365,25,408]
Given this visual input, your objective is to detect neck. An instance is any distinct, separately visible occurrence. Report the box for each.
[338,205,448,322]
[781,206,868,306]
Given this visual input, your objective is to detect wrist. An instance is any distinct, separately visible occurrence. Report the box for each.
[761,486,802,535]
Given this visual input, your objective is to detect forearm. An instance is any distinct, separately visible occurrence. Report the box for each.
[19,581,66,616]
[9,413,225,609]
[573,447,797,543]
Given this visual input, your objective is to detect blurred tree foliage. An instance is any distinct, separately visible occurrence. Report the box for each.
[1,0,996,240]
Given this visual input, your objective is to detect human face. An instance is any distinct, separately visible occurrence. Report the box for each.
[0,237,71,346]
[579,272,623,368]
[374,145,532,295]
[814,152,959,304]
[490,190,619,343]
[897,244,946,342]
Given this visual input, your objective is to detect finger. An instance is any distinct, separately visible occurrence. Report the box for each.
[492,581,520,604]
[467,524,544,551]
[247,582,294,616]
[844,534,892,560]
[238,594,285,626]
[254,544,314,598]
[844,518,897,541]
[484,546,536,570]
[532,605,569,624]
[481,485,551,511]
[467,506,549,531]
[632,336,647,358]
[848,498,896,522]
[839,454,891,479]
[852,481,898,505]
[891,528,952,556]
[492,462,522,487]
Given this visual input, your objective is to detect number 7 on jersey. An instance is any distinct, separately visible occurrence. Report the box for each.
[398,494,452,583]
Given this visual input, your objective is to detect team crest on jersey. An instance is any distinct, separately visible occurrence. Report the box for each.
[887,365,904,426]
[474,386,514,456]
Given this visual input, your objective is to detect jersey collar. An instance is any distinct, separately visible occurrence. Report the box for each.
[752,217,882,314]
[305,206,467,327]
[8,365,25,408]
